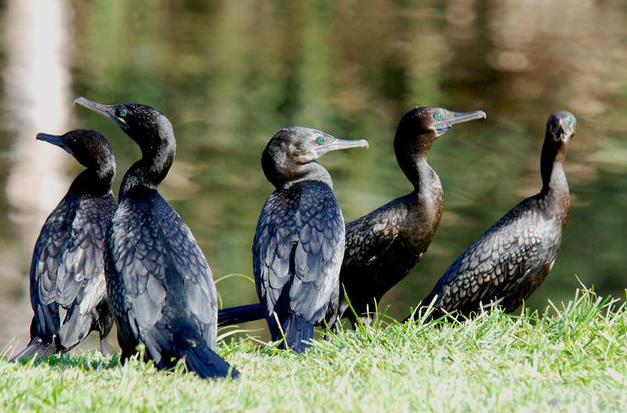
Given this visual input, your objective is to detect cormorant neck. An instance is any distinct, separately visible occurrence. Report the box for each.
[395,136,434,193]
[120,136,175,196]
[267,161,333,191]
[540,142,568,196]
[69,168,114,197]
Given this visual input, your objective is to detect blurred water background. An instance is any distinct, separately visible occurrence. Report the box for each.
[2,0,627,351]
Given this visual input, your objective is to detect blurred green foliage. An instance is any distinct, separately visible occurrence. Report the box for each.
[4,0,627,323]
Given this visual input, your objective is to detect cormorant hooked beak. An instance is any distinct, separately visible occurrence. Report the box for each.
[432,110,486,136]
[36,132,72,155]
[549,113,576,142]
[74,97,129,130]
[314,138,369,157]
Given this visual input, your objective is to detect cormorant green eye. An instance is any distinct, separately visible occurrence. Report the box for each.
[117,109,127,118]
[316,137,325,144]
[567,118,572,125]
[433,113,442,120]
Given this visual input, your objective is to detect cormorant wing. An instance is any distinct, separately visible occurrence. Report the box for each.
[290,186,344,319]
[30,193,115,345]
[110,192,218,362]
[59,196,114,316]
[30,198,72,338]
[426,201,547,312]
[255,184,344,324]
[343,203,403,269]
[253,193,296,318]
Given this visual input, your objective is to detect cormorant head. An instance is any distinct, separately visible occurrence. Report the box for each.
[547,111,576,144]
[36,129,116,183]
[74,97,177,191]
[540,111,576,190]
[73,97,176,160]
[394,107,486,183]
[397,107,487,141]
[262,126,368,188]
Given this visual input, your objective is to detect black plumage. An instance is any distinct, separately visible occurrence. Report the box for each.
[414,111,575,321]
[217,303,265,327]
[12,130,116,361]
[216,107,485,329]
[337,107,486,327]
[74,97,238,379]
[254,127,368,351]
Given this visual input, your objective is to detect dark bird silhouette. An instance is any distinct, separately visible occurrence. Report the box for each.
[74,97,238,379]
[254,127,368,351]
[413,111,575,321]
[216,107,485,329]
[337,107,486,327]
[12,130,116,361]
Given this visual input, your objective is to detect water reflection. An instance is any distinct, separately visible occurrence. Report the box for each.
[1,0,73,349]
[2,0,627,350]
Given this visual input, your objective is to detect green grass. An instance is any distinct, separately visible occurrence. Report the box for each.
[2,287,627,413]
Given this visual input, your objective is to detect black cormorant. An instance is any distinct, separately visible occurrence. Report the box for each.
[254,127,368,351]
[216,107,485,329]
[74,97,238,379]
[337,107,486,327]
[413,111,575,321]
[12,130,116,361]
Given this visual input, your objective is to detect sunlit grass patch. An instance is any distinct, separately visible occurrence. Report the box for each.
[2,287,627,412]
